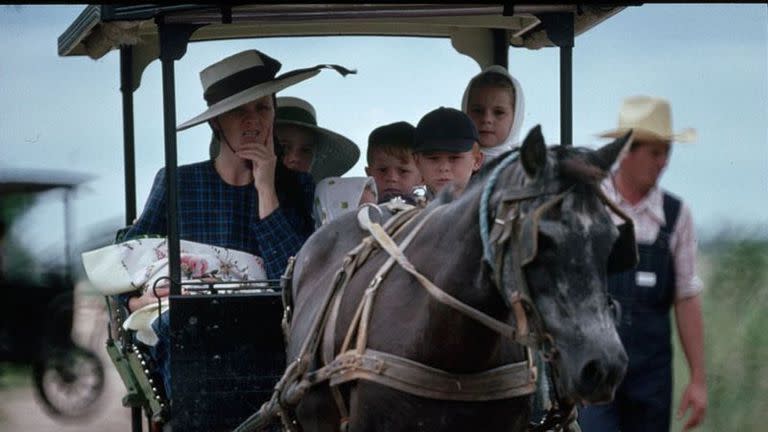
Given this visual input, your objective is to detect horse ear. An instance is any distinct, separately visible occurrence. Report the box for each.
[520,125,548,179]
[592,130,633,171]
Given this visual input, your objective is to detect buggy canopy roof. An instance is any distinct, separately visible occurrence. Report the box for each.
[58,4,630,90]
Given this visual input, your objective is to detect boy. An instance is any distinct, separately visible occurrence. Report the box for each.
[413,107,484,198]
[365,121,423,203]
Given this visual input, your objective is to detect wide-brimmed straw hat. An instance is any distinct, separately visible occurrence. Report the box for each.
[276,96,360,181]
[598,96,696,143]
[178,49,354,131]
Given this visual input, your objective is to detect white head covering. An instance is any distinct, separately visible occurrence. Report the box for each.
[461,65,526,161]
[313,176,378,228]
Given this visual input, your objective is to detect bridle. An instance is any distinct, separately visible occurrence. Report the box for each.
[477,149,639,431]
[478,149,567,353]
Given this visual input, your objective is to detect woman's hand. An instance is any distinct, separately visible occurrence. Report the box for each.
[127,283,170,312]
[236,122,277,192]
[236,122,279,217]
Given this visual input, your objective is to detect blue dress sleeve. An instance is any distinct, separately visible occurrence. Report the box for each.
[118,168,168,309]
[124,168,168,240]
[252,172,316,279]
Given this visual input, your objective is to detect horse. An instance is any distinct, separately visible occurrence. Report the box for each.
[245,125,635,432]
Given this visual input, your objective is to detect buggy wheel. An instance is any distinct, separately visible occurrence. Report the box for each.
[33,345,105,418]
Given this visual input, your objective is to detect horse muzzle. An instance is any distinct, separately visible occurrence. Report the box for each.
[560,339,628,405]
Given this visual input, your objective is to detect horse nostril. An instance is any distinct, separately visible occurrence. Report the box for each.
[576,355,627,402]
[578,359,606,395]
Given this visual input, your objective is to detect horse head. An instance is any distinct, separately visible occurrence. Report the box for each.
[484,125,633,405]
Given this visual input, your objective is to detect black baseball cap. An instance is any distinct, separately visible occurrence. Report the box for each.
[413,107,479,153]
[369,121,416,147]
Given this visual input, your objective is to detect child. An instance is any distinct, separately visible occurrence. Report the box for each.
[364,121,422,203]
[275,96,360,182]
[412,107,483,198]
[313,176,378,227]
[461,65,525,162]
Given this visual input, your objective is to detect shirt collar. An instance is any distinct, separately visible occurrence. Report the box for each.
[602,174,666,226]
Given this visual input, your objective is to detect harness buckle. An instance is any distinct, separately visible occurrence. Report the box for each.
[368,276,383,290]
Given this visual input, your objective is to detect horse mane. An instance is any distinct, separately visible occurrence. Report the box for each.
[456,146,608,203]
[557,149,608,185]
[460,148,520,196]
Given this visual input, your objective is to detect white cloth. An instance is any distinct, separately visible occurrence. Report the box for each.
[82,238,267,345]
[461,65,526,161]
[313,176,378,227]
[601,178,703,300]
[123,298,169,346]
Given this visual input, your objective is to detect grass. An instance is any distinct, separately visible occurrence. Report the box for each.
[671,239,768,432]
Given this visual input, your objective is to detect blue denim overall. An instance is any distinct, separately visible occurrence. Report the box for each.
[579,193,681,432]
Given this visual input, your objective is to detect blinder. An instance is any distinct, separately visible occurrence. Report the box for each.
[516,189,571,267]
[497,185,638,273]
[487,182,565,270]
[484,183,572,350]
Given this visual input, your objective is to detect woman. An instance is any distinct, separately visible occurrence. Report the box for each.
[119,49,353,398]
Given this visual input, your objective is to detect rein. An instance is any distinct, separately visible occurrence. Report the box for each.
[480,149,520,267]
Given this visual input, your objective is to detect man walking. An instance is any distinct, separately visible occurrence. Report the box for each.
[579,96,707,431]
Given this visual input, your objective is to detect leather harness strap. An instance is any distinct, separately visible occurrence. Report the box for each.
[307,202,537,407]
[327,349,536,401]
[238,198,544,431]
[321,206,425,426]
[356,205,521,341]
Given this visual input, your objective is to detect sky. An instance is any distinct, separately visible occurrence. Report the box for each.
[0,4,766,264]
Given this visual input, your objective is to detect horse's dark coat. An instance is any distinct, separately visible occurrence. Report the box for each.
[287,126,631,431]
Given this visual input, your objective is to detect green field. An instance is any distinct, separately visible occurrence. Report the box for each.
[671,239,768,432]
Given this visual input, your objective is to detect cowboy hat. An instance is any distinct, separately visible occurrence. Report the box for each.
[598,95,696,143]
[276,96,360,181]
[178,49,354,131]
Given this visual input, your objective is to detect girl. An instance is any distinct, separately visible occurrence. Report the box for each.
[461,65,525,162]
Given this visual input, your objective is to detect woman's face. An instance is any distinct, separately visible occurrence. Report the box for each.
[277,124,315,173]
[215,95,275,151]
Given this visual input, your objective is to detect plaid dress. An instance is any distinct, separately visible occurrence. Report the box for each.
[124,160,314,280]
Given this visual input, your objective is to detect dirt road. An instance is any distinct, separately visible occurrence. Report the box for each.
[0,284,132,432]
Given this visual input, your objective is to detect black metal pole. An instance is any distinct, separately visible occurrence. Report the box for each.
[159,49,181,296]
[120,46,137,226]
[156,21,199,298]
[492,28,509,68]
[537,12,574,146]
[560,45,573,146]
